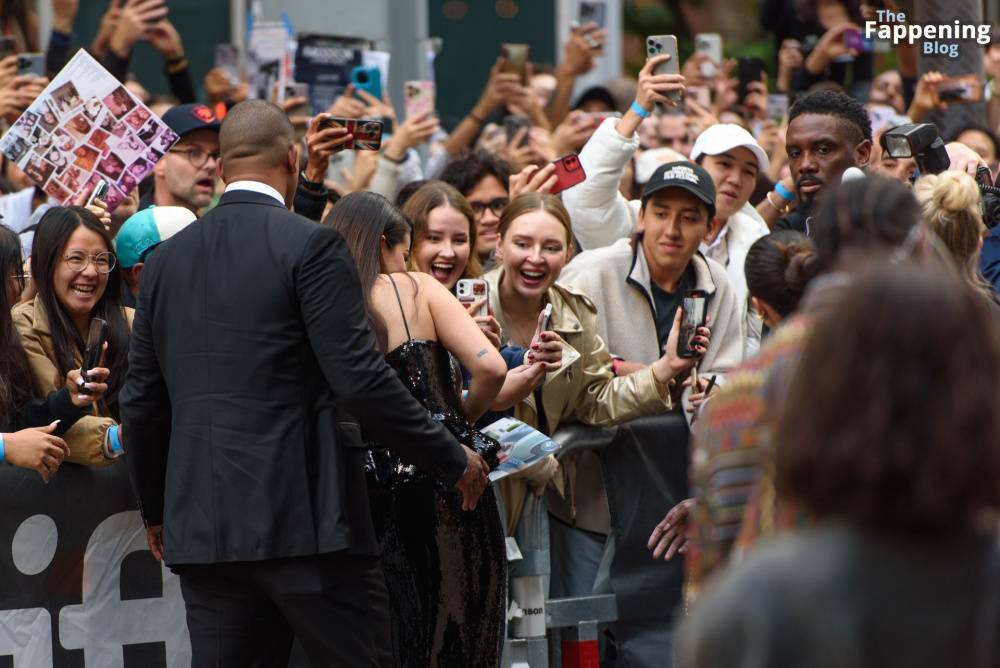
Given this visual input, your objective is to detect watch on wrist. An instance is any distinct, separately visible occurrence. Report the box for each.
[298,170,324,191]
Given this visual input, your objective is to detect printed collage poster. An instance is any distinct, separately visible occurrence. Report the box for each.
[0,49,179,211]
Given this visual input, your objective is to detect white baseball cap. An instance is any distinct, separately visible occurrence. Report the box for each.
[689,124,770,173]
[634,147,688,184]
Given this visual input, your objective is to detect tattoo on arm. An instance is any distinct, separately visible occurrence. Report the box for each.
[476,348,489,358]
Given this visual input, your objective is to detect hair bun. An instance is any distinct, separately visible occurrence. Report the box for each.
[782,242,819,292]
[930,171,980,215]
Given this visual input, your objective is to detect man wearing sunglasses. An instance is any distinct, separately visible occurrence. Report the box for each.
[141,103,221,215]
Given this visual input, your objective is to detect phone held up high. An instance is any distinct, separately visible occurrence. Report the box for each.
[318,117,384,151]
[737,56,766,104]
[17,53,45,78]
[677,290,708,358]
[78,318,109,395]
[550,154,586,195]
[457,279,490,318]
[404,80,436,119]
[645,35,681,105]
[501,43,530,84]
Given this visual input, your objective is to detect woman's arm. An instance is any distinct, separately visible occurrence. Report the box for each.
[422,275,507,423]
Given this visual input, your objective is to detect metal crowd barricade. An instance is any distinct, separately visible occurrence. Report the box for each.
[502,413,691,668]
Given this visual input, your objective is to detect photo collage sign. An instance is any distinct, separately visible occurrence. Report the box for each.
[0,49,179,211]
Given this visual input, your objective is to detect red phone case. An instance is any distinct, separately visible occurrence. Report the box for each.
[550,154,586,195]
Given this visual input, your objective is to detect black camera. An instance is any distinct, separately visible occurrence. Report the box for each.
[881,122,1000,228]
[977,166,1000,229]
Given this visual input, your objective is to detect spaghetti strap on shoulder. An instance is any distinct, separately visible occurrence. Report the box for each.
[387,274,412,342]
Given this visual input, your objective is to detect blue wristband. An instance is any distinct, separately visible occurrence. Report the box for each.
[774,181,796,202]
[630,100,652,119]
[106,425,124,458]
[0,433,5,464]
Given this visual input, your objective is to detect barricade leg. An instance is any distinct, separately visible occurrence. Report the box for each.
[561,621,600,668]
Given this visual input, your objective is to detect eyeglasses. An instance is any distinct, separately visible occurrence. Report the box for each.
[64,250,116,274]
[469,197,509,219]
[170,147,220,169]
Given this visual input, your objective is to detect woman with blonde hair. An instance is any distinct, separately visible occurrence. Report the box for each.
[914,170,994,301]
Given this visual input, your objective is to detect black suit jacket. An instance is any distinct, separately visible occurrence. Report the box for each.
[120,189,468,566]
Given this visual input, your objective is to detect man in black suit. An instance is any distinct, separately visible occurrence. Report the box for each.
[120,100,488,667]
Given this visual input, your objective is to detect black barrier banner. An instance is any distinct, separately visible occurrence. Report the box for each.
[0,462,190,666]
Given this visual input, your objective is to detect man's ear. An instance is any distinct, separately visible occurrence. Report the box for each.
[855,139,873,169]
[132,263,144,285]
[637,203,647,232]
[288,144,300,176]
[216,157,226,184]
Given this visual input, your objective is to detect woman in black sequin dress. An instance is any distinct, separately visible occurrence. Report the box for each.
[325,192,509,667]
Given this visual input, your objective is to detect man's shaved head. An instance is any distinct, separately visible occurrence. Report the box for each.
[219,100,295,168]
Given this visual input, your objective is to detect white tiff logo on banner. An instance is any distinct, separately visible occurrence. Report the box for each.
[0,511,191,666]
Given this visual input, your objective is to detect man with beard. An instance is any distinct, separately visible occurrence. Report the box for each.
[141,103,221,214]
[770,90,872,235]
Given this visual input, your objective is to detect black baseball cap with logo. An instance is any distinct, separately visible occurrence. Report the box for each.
[161,104,221,139]
[641,161,717,220]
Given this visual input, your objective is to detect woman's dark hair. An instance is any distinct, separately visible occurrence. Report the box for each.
[811,174,919,272]
[0,224,32,422]
[30,207,130,412]
[776,263,1000,537]
[744,230,818,317]
[322,192,413,351]
[437,151,511,196]
[395,179,430,208]
[1,0,38,53]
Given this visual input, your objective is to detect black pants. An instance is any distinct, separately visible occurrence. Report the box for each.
[177,551,393,668]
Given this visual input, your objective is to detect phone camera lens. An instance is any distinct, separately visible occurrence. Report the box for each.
[357,72,369,83]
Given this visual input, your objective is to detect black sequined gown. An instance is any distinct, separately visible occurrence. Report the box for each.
[365,337,507,668]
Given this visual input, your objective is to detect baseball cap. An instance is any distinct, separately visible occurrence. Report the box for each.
[161,104,221,139]
[114,206,196,268]
[635,147,688,184]
[641,161,717,220]
[689,123,769,173]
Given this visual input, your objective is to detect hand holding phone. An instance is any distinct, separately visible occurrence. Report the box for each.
[457,279,490,318]
[676,290,708,358]
[550,154,586,195]
[78,318,109,395]
[318,117,384,151]
[645,35,681,105]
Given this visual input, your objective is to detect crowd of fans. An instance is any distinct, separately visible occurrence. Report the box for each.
[1,0,999,665]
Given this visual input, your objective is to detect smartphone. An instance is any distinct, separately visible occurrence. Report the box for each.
[78,318,109,394]
[214,43,240,85]
[403,80,436,119]
[0,37,16,59]
[504,116,532,148]
[457,279,490,318]
[737,56,766,103]
[932,75,983,105]
[645,35,681,104]
[283,82,311,116]
[86,179,109,207]
[16,53,45,78]
[350,66,383,102]
[501,43,529,84]
[767,93,789,122]
[843,28,874,53]
[694,33,722,78]
[550,154,586,195]
[318,117,385,151]
[577,1,607,28]
[676,290,708,358]
[539,303,554,332]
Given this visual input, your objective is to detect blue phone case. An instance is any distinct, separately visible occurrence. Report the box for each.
[350,66,383,102]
